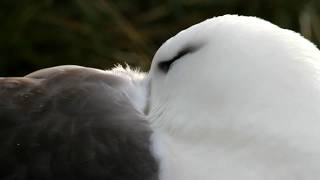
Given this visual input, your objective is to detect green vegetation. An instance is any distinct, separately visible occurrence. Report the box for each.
[0,0,319,76]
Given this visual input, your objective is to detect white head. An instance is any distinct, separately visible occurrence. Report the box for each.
[147,15,320,140]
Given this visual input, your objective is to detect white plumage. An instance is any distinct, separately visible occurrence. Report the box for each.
[1,14,320,180]
[148,15,320,180]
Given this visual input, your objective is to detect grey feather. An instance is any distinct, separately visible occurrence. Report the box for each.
[0,66,158,180]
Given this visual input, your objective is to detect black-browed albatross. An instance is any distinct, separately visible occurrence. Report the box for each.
[2,15,320,180]
[148,15,320,180]
[0,65,158,180]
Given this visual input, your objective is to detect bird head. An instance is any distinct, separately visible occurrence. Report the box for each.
[147,15,320,140]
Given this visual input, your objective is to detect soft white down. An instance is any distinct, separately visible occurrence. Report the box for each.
[147,15,320,180]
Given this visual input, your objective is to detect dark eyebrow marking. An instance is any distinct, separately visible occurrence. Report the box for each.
[158,46,199,73]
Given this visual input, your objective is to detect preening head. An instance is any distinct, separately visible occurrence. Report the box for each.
[147,15,320,139]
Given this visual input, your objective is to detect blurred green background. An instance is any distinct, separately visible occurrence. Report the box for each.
[0,0,319,76]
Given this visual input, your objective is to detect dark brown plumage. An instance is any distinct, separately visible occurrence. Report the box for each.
[0,66,158,180]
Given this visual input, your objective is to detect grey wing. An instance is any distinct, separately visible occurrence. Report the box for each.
[0,66,158,180]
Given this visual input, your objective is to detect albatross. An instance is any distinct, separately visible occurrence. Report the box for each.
[1,15,320,180]
[148,15,320,180]
[0,65,158,180]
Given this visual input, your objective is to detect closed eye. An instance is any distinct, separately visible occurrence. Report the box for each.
[158,46,196,73]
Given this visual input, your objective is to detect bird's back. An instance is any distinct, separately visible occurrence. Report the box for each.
[0,66,158,180]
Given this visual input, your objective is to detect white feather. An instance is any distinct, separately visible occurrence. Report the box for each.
[111,65,148,113]
[148,15,320,180]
